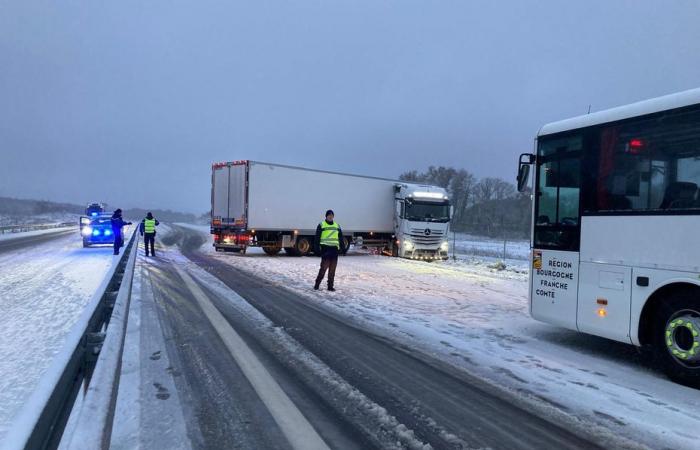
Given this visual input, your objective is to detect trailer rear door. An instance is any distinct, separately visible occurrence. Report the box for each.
[212,163,248,226]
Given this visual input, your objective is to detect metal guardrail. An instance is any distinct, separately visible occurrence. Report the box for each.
[0,223,74,235]
[3,230,139,450]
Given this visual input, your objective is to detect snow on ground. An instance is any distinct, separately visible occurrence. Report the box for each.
[452,232,530,262]
[0,231,114,443]
[176,224,700,450]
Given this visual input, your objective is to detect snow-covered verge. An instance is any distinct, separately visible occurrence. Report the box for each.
[177,224,700,450]
[0,232,114,444]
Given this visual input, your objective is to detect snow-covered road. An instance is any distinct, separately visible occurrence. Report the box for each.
[176,224,700,450]
[0,230,114,443]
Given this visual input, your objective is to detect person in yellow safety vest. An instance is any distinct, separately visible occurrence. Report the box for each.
[314,209,346,291]
[139,212,160,257]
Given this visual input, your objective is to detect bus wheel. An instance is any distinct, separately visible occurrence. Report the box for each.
[263,246,282,256]
[653,288,700,388]
[295,237,312,256]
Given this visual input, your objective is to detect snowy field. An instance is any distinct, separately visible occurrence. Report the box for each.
[0,230,114,443]
[176,224,699,450]
[452,232,529,262]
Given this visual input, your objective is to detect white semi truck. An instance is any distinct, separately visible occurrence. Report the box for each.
[210,160,451,259]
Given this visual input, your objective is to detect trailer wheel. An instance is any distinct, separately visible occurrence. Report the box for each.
[295,237,312,256]
[652,287,700,388]
[263,246,282,256]
[284,247,299,256]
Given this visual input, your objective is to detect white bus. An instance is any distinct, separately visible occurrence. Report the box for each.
[517,88,700,386]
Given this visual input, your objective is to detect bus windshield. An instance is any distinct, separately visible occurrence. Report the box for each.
[534,135,582,250]
[404,201,450,223]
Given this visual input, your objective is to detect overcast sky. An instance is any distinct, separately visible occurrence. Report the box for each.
[1,1,699,213]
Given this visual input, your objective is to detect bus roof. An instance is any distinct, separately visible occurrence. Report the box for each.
[538,87,700,137]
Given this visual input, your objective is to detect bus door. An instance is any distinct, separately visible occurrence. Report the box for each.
[531,136,582,331]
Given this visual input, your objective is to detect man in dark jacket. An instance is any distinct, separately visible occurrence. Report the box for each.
[314,209,346,291]
[139,212,160,257]
[111,209,132,256]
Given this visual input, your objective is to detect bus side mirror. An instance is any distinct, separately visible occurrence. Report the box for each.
[517,153,535,192]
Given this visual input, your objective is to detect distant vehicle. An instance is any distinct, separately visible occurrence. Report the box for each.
[79,213,115,248]
[211,161,452,259]
[517,88,700,386]
[85,202,105,217]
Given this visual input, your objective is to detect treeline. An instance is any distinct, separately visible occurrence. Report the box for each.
[399,167,532,238]
[0,196,205,224]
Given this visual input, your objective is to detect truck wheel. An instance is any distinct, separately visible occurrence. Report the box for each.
[295,237,312,256]
[284,247,299,256]
[263,246,281,256]
[652,288,700,388]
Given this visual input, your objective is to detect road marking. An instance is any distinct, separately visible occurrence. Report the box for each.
[174,266,330,450]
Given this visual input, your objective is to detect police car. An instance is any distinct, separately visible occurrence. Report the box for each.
[80,213,114,248]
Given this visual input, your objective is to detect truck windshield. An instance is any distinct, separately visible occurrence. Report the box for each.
[405,201,450,222]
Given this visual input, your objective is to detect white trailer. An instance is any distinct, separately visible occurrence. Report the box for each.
[211,160,451,259]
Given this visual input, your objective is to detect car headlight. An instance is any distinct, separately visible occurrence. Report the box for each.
[81,226,93,236]
[440,241,449,251]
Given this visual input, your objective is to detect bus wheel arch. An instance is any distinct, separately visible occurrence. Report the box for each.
[639,282,700,387]
[638,282,700,346]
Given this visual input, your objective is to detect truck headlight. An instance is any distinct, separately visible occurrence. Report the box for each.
[80,217,90,225]
[81,226,93,236]
[403,240,414,250]
[440,241,449,251]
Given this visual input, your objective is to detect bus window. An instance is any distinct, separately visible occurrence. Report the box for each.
[588,108,700,213]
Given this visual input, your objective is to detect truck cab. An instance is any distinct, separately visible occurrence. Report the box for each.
[394,184,451,260]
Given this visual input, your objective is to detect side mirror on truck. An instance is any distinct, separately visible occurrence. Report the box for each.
[517,153,535,192]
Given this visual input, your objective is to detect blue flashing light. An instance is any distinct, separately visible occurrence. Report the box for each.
[104,229,112,236]
[92,229,100,236]
[91,212,98,216]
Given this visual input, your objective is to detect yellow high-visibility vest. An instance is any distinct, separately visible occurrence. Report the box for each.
[319,221,340,248]
[144,218,156,233]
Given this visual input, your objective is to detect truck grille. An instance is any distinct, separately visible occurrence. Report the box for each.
[408,228,444,246]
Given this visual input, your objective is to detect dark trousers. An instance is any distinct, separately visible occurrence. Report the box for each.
[315,252,338,288]
[113,235,123,255]
[144,233,155,256]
